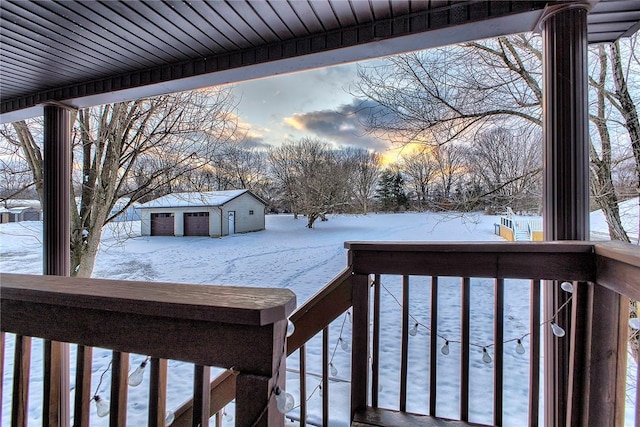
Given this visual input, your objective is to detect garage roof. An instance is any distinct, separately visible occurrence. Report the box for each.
[139,190,265,209]
[1,0,639,123]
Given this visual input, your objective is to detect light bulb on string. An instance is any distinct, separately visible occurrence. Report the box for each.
[551,321,566,337]
[330,362,338,377]
[164,410,175,426]
[223,408,233,422]
[560,281,574,293]
[339,337,349,351]
[441,340,450,355]
[347,311,352,323]
[409,322,418,336]
[515,339,526,355]
[482,347,492,364]
[630,318,640,330]
[274,386,294,413]
[93,395,110,417]
[128,359,147,387]
[286,320,295,338]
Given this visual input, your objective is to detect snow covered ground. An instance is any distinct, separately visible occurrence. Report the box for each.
[1,210,637,426]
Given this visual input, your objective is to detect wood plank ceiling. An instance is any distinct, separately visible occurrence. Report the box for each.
[1,0,639,122]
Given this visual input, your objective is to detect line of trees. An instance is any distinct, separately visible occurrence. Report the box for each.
[352,33,639,242]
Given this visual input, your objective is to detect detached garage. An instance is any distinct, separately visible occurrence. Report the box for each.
[139,190,266,237]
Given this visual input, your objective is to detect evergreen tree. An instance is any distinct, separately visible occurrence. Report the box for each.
[376,169,407,211]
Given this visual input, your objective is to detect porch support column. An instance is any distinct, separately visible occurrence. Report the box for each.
[540,4,589,427]
[43,104,72,426]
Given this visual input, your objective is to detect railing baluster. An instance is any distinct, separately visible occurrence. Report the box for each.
[400,275,409,412]
[43,340,70,427]
[494,279,504,426]
[110,351,129,427]
[299,345,307,426]
[460,277,470,422]
[148,358,168,427]
[73,345,93,427]
[322,327,329,426]
[11,335,31,427]
[371,274,381,408]
[429,276,439,416]
[529,280,541,427]
[193,365,211,427]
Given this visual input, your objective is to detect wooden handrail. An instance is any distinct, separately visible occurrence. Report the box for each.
[345,241,597,280]
[287,268,353,355]
[594,241,640,301]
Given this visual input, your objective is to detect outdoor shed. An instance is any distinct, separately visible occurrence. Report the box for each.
[0,206,42,223]
[138,189,266,237]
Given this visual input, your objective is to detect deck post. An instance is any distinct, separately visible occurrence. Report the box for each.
[350,273,370,419]
[43,104,72,427]
[234,319,287,427]
[541,4,589,425]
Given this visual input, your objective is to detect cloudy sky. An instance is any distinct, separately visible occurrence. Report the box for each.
[229,59,395,156]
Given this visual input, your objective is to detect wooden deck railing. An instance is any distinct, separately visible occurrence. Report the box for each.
[239,240,636,426]
[2,241,638,426]
[0,274,295,427]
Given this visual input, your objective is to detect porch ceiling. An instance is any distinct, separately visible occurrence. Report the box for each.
[1,0,639,123]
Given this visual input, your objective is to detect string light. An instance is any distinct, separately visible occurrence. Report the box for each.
[339,337,349,351]
[274,386,295,413]
[560,281,574,293]
[223,407,234,422]
[93,395,110,417]
[409,322,418,336]
[128,357,150,387]
[92,360,112,417]
[287,320,295,338]
[378,279,574,364]
[329,362,338,377]
[482,347,492,364]
[441,340,450,355]
[550,321,566,337]
[165,410,175,426]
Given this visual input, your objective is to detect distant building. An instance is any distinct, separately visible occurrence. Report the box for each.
[110,198,142,222]
[138,190,267,237]
[0,201,42,223]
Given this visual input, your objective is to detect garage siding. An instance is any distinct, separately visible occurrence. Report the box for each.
[223,195,266,234]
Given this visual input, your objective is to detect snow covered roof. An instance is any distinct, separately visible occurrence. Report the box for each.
[138,190,264,209]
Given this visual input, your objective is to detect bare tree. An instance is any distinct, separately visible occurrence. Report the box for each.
[354,34,637,239]
[269,139,354,228]
[343,147,381,214]
[466,127,542,213]
[1,88,239,277]
[399,147,438,210]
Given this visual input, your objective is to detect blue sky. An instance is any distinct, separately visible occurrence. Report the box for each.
[230,60,392,153]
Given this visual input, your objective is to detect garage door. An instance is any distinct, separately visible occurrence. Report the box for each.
[151,213,174,236]
[184,212,209,236]
[23,211,40,221]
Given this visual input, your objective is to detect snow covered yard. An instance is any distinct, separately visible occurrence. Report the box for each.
[1,211,637,425]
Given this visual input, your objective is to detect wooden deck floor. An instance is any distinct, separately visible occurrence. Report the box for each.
[352,407,494,427]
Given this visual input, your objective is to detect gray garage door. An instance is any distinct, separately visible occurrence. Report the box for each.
[23,211,40,221]
[184,212,209,236]
[150,213,174,236]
